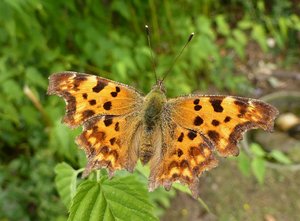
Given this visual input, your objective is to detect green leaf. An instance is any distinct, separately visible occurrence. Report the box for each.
[237,151,251,176]
[238,20,253,29]
[251,157,266,185]
[55,163,83,208]
[25,67,47,89]
[251,24,268,52]
[269,150,292,165]
[68,176,158,221]
[278,17,288,41]
[215,15,230,36]
[111,1,130,20]
[2,79,23,102]
[49,120,79,162]
[250,143,266,157]
[233,29,247,46]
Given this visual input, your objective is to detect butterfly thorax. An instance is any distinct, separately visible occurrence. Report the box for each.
[143,87,167,132]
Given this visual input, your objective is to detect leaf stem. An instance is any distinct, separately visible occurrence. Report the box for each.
[96,170,101,182]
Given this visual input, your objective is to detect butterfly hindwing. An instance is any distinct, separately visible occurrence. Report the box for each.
[76,113,143,176]
[149,121,218,197]
[167,95,279,156]
[47,72,143,128]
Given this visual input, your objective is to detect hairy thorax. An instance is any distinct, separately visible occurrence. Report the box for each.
[143,89,167,130]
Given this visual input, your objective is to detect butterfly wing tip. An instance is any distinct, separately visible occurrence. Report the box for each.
[47,74,65,95]
[47,77,56,95]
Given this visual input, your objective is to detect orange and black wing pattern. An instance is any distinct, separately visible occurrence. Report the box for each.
[167,95,278,156]
[47,72,143,128]
[48,72,143,176]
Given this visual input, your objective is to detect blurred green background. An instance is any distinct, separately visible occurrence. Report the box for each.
[0,0,300,221]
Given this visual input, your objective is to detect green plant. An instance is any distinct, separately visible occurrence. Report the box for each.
[54,162,183,220]
[237,143,293,184]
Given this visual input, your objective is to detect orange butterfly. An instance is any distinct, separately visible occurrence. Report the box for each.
[47,71,278,198]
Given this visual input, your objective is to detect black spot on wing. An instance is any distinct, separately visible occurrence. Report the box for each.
[89,99,96,105]
[100,146,109,154]
[73,75,87,91]
[109,137,116,145]
[82,110,95,118]
[194,116,203,126]
[211,119,220,126]
[177,149,183,157]
[193,99,200,105]
[207,130,220,143]
[82,93,88,99]
[234,100,249,118]
[111,92,118,97]
[172,173,179,179]
[103,101,112,110]
[194,105,202,111]
[111,86,121,97]
[104,117,113,127]
[224,116,231,123]
[187,130,197,140]
[93,79,107,93]
[177,133,184,142]
[180,160,189,169]
[210,98,224,112]
[115,122,120,131]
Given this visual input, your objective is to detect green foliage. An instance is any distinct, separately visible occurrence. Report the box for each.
[0,0,299,220]
[269,150,292,165]
[55,162,176,220]
[251,157,267,185]
[238,143,293,184]
[68,176,158,221]
[55,163,84,208]
[237,151,251,177]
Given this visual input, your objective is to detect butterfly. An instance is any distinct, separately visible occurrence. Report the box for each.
[47,71,278,198]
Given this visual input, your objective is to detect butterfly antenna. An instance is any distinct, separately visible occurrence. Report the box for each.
[162,32,194,82]
[145,25,158,83]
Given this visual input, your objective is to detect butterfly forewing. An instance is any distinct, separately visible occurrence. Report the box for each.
[47,72,143,128]
[167,95,279,156]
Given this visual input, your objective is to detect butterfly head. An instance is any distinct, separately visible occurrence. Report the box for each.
[152,79,166,94]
